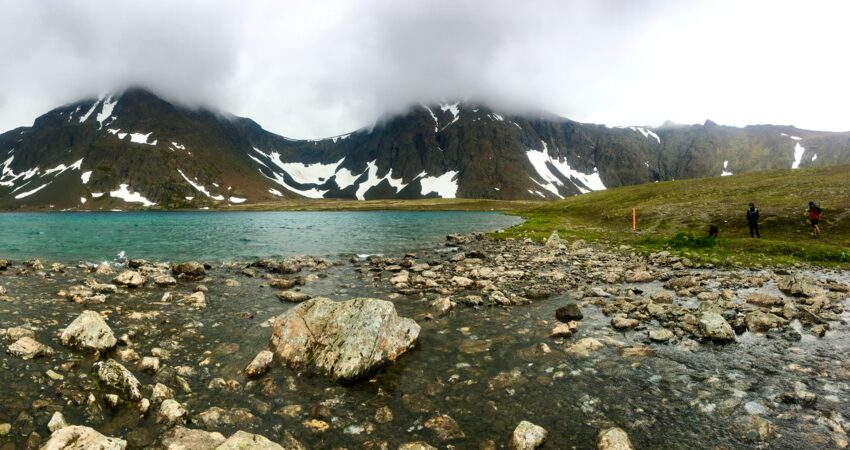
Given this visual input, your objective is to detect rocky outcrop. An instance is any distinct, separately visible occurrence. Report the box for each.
[269,297,420,382]
[41,425,127,450]
[59,311,117,352]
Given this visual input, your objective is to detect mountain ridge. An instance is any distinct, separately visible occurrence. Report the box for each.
[1,88,849,210]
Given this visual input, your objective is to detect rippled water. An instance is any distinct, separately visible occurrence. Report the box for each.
[0,211,522,262]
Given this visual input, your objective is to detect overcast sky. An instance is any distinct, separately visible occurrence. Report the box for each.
[1,0,848,138]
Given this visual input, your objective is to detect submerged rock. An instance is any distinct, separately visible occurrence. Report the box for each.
[555,303,583,322]
[245,350,274,378]
[95,359,142,401]
[41,425,127,450]
[59,311,117,352]
[424,414,465,441]
[6,337,55,360]
[172,261,206,278]
[215,430,283,450]
[596,427,634,450]
[508,420,547,450]
[269,297,420,382]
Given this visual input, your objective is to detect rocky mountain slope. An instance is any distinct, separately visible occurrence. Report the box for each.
[1,88,849,209]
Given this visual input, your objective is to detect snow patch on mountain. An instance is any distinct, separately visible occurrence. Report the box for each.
[78,100,100,123]
[277,158,344,185]
[355,160,408,200]
[792,143,805,169]
[421,104,439,132]
[781,133,802,141]
[268,188,283,197]
[334,168,360,189]
[526,141,606,197]
[440,102,460,130]
[266,170,328,199]
[630,127,661,143]
[129,132,157,146]
[81,171,92,184]
[44,158,83,177]
[110,184,156,206]
[171,142,186,150]
[420,171,459,198]
[96,96,118,127]
[228,196,246,204]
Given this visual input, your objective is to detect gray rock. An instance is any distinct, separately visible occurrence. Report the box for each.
[214,431,283,450]
[777,273,818,297]
[113,270,146,288]
[697,312,736,342]
[270,297,420,382]
[398,443,438,450]
[95,359,142,401]
[245,350,274,378]
[508,420,547,450]
[193,407,257,430]
[424,414,465,440]
[555,303,583,322]
[596,427,634,450]
[745,311,788,332]
[6,326,35,341]
[59,311,117,352]
[277,291,312,303]
[153,275,178,286]
[6,337,55,360]
[41,425,127,450]
[172,261,206,278]
[157,399,188,426]
[611,315,640,330]
[47,412,68,432]
[648,328,674,342]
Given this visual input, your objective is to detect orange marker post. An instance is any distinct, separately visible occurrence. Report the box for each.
[632,208,636,231]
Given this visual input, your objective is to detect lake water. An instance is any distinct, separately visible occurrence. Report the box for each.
[0,211,523,262]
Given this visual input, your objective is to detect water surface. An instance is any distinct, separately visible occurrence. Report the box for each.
[0,211,522,262]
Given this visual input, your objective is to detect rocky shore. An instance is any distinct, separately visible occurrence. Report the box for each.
[0,232,848,449]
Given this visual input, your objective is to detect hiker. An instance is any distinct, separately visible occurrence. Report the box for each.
[746,202,760,238]
[808,201,822,238]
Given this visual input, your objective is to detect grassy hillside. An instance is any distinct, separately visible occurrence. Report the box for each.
[499,164,850,266]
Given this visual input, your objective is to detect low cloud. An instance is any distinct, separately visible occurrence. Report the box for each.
[1,0,848,138]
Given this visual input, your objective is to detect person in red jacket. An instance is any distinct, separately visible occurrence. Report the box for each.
[808,201,822,238]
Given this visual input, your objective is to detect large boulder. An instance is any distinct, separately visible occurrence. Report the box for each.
[697,312,736,342]
[777,273,818,297]
[745,311,788,332]
[269,297,420,382]
[41,425,126,449]
[214,431,283,450]
[60,311,117,352]
[95,359,142,401]
[113,270,146,288]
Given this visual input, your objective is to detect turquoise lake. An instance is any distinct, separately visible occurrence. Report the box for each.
[0,211,523,262]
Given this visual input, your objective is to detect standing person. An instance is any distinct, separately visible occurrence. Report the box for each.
[808,201,822,238]
[746,202,760,238]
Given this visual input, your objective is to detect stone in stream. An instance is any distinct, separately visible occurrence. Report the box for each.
[398,443,438,450]
[153,274,177,287]
[777,273,818,297]
[697,312,736,343]
[565,338,604,357]
[160,426,226,450]
[113,270,146,288]
[48,412,68,432]
[59,310,117,352]
[6,337,55,360]
[508,420,547,449]
[157,399,188,426]
[95,359,143,401]
[182,291,207,308]
[41,425,127,449]
[745,311,788,333]
[746,293,785,307]
[5,326,34,341]
[172,261,206,278]
[596,427,634,450]
[544,230,562,249]
[549,321,578,338]
[277,291,312,303]
[424,414,465,440]
[269,297,420,382]
[245,350,274,378]
[215,430,283,450]
[611,315,640,330]
[648,328,674,342]
[555,303,583,322]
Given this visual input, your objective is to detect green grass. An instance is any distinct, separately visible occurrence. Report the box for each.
[494,164,850,267]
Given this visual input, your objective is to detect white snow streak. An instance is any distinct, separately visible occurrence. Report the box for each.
[422,104,439,132]
[721,160,732,176]
[109,184,156,206]
[14,182,50,199]
[81,171,92,184]
[781,133,802,141]
[355,160,408,200]
[129,132,157,146]
[277,158,344,185]
[812,154,818,161]
[268,188,283,197]
[96,96,118,127]
[630,126,661,143]
[91,192,104,198]
[228,196,246,204]
[78,100,100,123]
[439,102,460,130]
[792,143,805,169]
[177,169,224,200]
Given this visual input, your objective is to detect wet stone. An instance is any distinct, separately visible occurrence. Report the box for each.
[555,303,583,322]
